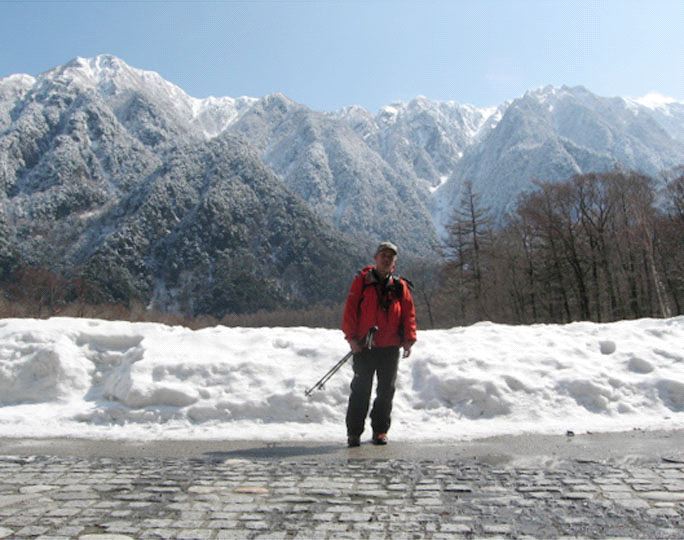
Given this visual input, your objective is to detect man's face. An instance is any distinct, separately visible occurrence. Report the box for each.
[374,249,397,275]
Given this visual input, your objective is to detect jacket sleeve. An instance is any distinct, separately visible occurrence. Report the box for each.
[341,275,363,342]
[400,281,417,344]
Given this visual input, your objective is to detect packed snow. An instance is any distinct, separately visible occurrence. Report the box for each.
[0,316,682,441]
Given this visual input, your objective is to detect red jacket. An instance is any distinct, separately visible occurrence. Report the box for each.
[342,265,417,348]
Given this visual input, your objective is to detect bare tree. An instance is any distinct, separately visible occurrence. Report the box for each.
[444,180,493,322]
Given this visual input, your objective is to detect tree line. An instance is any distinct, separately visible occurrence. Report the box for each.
[1,169,682,329]
[0,264,345,329]
[411,169,684,327]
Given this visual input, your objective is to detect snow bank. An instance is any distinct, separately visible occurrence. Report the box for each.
[0,316,682,441]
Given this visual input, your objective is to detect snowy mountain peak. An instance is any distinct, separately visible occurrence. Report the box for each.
[377,103,402,126]
[0,73,37,112]
[333,104,375,125]
[0,73,37,130]
[35,54,261,139]
[632,92,683,110]
[0,72,37,89]
[53,55,134,84]
[335,104,372,117]
[66,54,129,76]
[52,54,191,103]
[247,93,302,118]
[262,92,298,107]
[409,95,434,109]
[524,84,592,104]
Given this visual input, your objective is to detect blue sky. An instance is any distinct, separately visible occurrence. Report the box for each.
[1,1,682,111]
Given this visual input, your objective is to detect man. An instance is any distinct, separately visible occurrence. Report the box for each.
[341,241,417,447]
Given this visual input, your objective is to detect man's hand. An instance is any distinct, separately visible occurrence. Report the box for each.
[402,344,413,358]
[348,339,363,354]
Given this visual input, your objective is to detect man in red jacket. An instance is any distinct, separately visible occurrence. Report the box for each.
[342,241,417,447]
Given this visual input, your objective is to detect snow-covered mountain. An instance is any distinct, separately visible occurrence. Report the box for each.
[336,97,502,191]
[0,56,363,315]
[626,92,684,144]
[433,85,684,230]
[225,94,438,253]
[0,74,36,131]
[34,55,257,140]
[1,55,684,314]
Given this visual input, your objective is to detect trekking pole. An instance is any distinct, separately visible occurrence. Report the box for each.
[304,351,353,397]
[304,326,378,397]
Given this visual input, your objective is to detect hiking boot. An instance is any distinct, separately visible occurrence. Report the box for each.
[372,432,388,445]
[347,435,361,447]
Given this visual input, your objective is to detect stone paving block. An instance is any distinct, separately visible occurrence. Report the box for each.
[102,523,141,535]
[244,520,269,530]
[176,529,213,540]
[141,519,175,528]
[415,483,441,491]
[568,484,599,492]
[254,532,288,539]
[603,491,636,500]
[615,498,651,509]
[647,507,680,517]
[441,523,472,533]
[46,507,81,517]
[93,501,121,509]
[179,511,206,521]
[600,483,633,492]
[641,491,684,502]
[631,483,665,492]
[18,484,58,495]
[313,523,348,532]
[216,530,247,539]
[53,526,85,536]
[325,505,355,513]
[414,490,441,498]
[482,523,512,534]
[172,519,210,528]
[0,528,13,539]
[0,515,35,526]
[338,512,373,522]
[15,525,50,536]
[140,529,178,538]
[357,490,392,498]
[312,512,335,521]
[0,508,19,517]
[528,491,555,499]
[414,497,442,506]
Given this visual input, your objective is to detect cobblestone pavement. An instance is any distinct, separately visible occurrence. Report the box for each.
[0,448,683,539]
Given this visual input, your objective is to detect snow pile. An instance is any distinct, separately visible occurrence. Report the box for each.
[0,316,682,441]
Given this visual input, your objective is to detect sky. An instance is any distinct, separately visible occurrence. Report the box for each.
[1,0,683,112]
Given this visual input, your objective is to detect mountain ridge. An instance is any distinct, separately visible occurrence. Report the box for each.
[2,55,684,315]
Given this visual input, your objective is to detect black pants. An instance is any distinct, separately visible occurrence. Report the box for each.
[346,346,400,437]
